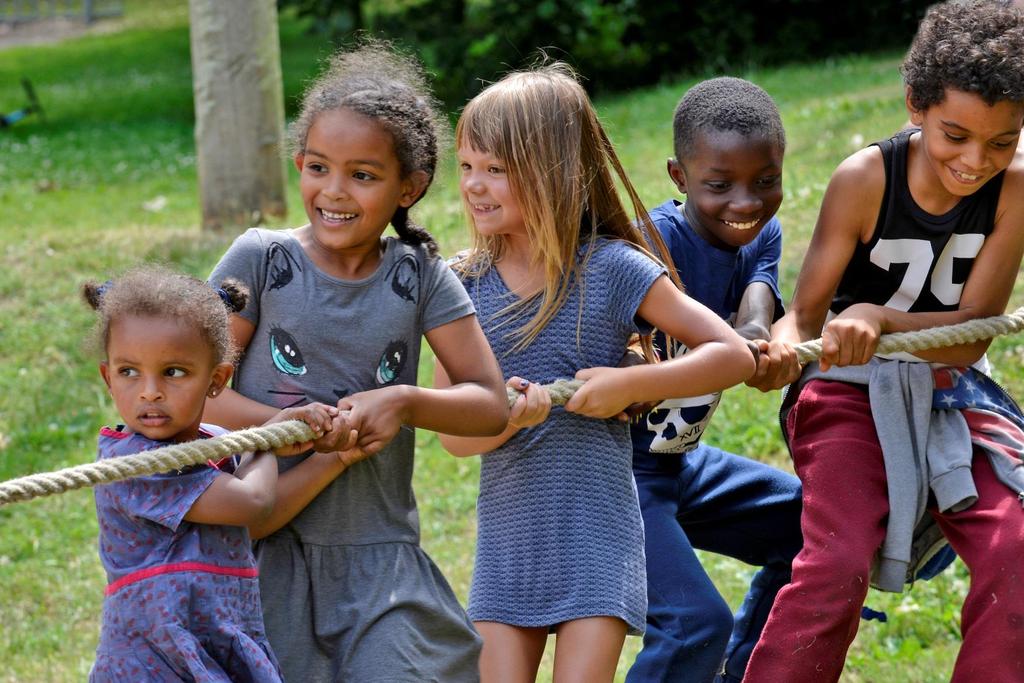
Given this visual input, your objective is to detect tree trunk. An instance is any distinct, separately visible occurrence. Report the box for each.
[189,0,287,232]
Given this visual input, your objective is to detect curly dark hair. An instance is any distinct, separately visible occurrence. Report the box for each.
[672,76,786,161]
[83,265,248,365]
[903,0,1024,111]
[289,40,446,256]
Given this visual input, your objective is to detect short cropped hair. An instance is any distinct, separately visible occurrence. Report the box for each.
[902,0,1024,111]
[672,77,786,161]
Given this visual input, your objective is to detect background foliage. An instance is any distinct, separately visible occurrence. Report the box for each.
[279,0,934,105]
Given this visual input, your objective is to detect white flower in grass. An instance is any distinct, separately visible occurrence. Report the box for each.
[143,195,168,212]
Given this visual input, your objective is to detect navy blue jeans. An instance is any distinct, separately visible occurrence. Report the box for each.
[626,444,803,683]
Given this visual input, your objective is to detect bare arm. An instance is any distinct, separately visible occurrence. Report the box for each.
[405,313,509,435]
[764,142,1024,386]
[202,315,280,429]
[772,148,883,349]
[738,282,800,392]
[196,312,366,537]
[801,144,1024,367]
[184,451,277,526]
[734,282,777,343]
[241,403,359,539]
[227,385,364,541]
[564,275,755,418]
[434,370,549,457]
[853,151,1024,365]
[183,403,343,533]
[246,450,359,539]
[750,152,877,389]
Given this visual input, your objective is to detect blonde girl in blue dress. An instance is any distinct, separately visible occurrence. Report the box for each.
[435,64,757,683]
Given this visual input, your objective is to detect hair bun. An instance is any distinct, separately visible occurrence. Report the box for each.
[217,279,250,313]
[81,280,113,310]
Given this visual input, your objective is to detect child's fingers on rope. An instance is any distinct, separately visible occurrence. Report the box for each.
[821,305,884,371]
[311,411,357,452]
[818,330,838,371]
[338,389,406,455]
[506,376,530,395]
[353,418,400,455]
[297,402,340,431]
[507,376,551,429]
[746,339,801,392]
[265,403,339,455]
[820,321,876,371]
[565,367,632,419]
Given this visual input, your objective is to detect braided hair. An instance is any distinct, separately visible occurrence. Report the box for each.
[289,41,446,256]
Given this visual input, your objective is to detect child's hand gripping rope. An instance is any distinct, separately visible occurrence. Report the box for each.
[749,305,1024,391]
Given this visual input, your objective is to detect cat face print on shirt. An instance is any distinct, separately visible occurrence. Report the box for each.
[264,328,351,407]
[266,242,302,291]
[269,326,307,376]
[385,253,420,303]
[375,340,408,385]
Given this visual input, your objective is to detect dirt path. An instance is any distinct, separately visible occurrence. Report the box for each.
[0,17,112,50]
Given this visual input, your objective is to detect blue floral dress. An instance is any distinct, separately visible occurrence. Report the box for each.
[89,426,281,682]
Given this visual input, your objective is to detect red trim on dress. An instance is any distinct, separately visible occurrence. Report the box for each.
[105,562,258,596]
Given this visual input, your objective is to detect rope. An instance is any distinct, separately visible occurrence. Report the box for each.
[0,422,316,507]
[0,386,563,507]
[3,307,1023,507]
[791,306,1024,365]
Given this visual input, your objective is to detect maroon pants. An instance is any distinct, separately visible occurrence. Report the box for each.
[744,379,1024,682]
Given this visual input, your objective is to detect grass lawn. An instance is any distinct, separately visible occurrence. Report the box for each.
[3,2,1024,681]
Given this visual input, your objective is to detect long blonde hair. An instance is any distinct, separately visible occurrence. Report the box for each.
[455,63,679,355]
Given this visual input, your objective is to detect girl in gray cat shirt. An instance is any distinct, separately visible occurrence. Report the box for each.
[205,44,508,682]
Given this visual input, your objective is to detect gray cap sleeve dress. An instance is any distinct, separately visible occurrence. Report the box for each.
[210,228,482,682]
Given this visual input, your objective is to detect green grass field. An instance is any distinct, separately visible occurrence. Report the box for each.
[3,3,1024,681]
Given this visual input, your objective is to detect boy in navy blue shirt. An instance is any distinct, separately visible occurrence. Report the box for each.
[627,77,803,683]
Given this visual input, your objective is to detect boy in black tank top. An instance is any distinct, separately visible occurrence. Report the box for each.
[745,2,1024,681]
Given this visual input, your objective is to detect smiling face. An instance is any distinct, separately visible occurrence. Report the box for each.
[909,87,1024,201]
[670,129,784,251]
[457,145,527,242]
[100,315,232,443]
[295,107,421,256]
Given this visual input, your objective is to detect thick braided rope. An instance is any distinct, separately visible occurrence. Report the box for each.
[0,385,581,507]
[792,306,1024,365]
[0,421,316,507]
[4,309,1024,507]
[504,378,583,407]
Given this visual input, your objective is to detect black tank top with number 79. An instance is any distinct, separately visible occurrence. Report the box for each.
[830,128,1005,317]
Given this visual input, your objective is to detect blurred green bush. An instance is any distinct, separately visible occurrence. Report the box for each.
[278,0,932,106]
